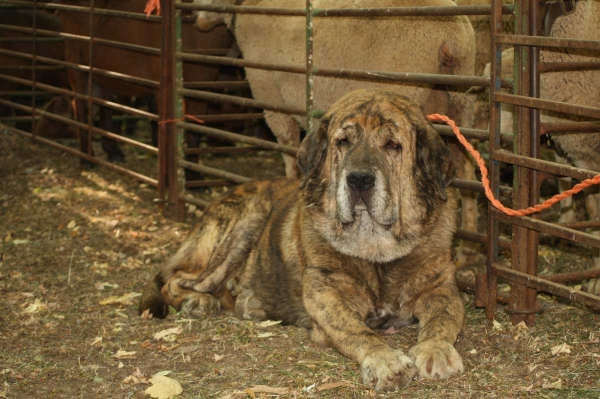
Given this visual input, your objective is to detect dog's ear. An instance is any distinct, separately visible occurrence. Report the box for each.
[297,117,329,177]
[414,122,455,203]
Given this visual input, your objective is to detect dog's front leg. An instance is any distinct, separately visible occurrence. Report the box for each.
[303,268,417,391]
[409,281,465,379]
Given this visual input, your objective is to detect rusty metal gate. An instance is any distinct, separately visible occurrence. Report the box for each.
[2,0,600,325]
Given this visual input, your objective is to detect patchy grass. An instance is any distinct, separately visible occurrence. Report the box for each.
[1,131,599,399]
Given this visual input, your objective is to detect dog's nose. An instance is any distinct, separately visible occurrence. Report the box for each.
[347,170,376,192]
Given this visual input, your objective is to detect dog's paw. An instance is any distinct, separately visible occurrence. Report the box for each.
[234,288,267,321]
[360,349,417,391]
[408,340,464,379]
[180,294,221,318]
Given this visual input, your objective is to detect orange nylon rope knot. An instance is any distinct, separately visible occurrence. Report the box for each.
[426,113,600,217]
[145,0,161,16]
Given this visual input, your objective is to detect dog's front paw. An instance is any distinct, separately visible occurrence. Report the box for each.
[408,340,464,379]
[361,349,417,391]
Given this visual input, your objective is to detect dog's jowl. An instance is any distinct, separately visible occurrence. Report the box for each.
[140,89,464,391]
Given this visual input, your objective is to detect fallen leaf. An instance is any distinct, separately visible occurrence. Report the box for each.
[176,345,200,354]
[113,349,137,359]
[316,382,350,391]
[542,379,562,389]
[245,388,255,399]
[257,320,282,328]
[248,385,291,395]
[256,332,275,339]
[99,292,140,306]
[123,367,150,385]
[94,282,119,291]
[67,220,77,229]
[145,375,183,399]
[22,299,48,314]
[492,319,503,332]
[12,239,30,245]
[551,343,572,356]
[91,336,103,346]
[118,362,124,369]
[213,354,224,362]
[140,309,153,320]
[154,326,183,342]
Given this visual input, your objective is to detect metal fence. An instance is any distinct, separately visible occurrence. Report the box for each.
[2,0,600,325]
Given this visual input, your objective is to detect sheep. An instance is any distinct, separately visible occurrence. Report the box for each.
[482,0,600,294]
[195,0,481,263]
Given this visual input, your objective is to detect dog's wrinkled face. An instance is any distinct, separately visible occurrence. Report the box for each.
[298,90,455,263]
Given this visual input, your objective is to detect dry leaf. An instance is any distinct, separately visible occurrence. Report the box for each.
[176,345,200,354]
[67,220,77,229]
[257,320,282,328]
[248,385,292,395]
[145,375,183,399]
[256,332,275,338]
[492,319,503,331]
[154,326,183,342]
[140,309,153,320]
[113,349,137,359]
[316,382,350,391]
[244,388,255,399]
[542,379,562,389]
[551,343,572,356]
[91,336,103,346]
[12,239,30,245]
[22,299,48,314]
[123,367,149,385]
[213,354,224,362]
[99,292,140,306]
[94,282,119,291]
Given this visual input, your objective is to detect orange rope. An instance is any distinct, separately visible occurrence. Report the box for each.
[145,0,160,16]
[427,113,600,217]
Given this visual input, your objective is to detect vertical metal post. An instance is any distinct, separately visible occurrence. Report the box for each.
[171,1,185,220]
[31,0,38,139]
[86,0,95,156]
[486,0,503,321]
[159,0,173,211]
[509,0,535,326]
[305,0,314,135]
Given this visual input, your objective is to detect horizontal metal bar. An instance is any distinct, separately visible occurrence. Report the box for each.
[0,115,39,122]
[179,3,513,17]
[494,92,600,120]
[542,267,600,284]
[0,24,161,56]
[432,123,512,146]
[455,229,512,251]
[313,4,514,17]
[2,123,159,187]
[492,208,600,248]
[492,149,600,181]
[450,178,513,197]
[184,146,269,155]
[4,0,162,22]
[0,37,63,43]
[0,90,53,98]
[177,121,298,156]
[0,73,159,121]
[182,194,211,209]
[492,264,600,311]
[179,88,305,116]
[178,160,252,184]
[540,61,600,73]
[183,81,250,89]
[541,121,600,135]
[185,179,235,188]
[496,34,600,51]
[0,97,158,155]
[179,52,510,89]
[0,65,64,71]
[558,220,600,230]
[0,48,159,88]
[194,113,264,122]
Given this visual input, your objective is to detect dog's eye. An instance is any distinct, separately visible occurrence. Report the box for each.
[385,141,402,152]
[336,138,350,147]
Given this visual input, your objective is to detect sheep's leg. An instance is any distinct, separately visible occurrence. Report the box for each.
[264,110,301,178]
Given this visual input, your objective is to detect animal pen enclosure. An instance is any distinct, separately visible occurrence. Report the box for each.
[1,0,600,328]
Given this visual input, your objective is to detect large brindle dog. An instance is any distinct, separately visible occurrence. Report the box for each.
[140,90,465,391]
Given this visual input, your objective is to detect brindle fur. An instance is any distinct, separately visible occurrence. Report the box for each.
[140,90,465,391]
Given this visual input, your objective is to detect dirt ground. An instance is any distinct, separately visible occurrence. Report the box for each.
[1,130,599,399]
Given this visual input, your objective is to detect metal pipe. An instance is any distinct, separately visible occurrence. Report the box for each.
[184,146,270,155]
[178,160,252,184]
[541,61,600,73]
[493,264,600,311]
[451,178,513,197]
[183,81,249,89]
[455,229,512,251]
[542,268,600,284]
[540,121,600,135]
[494,92,600,120]
[497,34,600,51]
[181,194,210,209]
[176,121,298,156]
[432,124,513,146]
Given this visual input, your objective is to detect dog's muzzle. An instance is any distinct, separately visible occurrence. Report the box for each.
[347,169,375,193]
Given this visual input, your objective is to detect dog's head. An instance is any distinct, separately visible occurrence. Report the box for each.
[298,89,456,263]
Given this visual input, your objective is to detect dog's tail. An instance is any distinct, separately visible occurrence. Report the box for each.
[139,273,169,319]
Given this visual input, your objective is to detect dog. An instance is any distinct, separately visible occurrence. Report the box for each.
[139,89,465,391]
